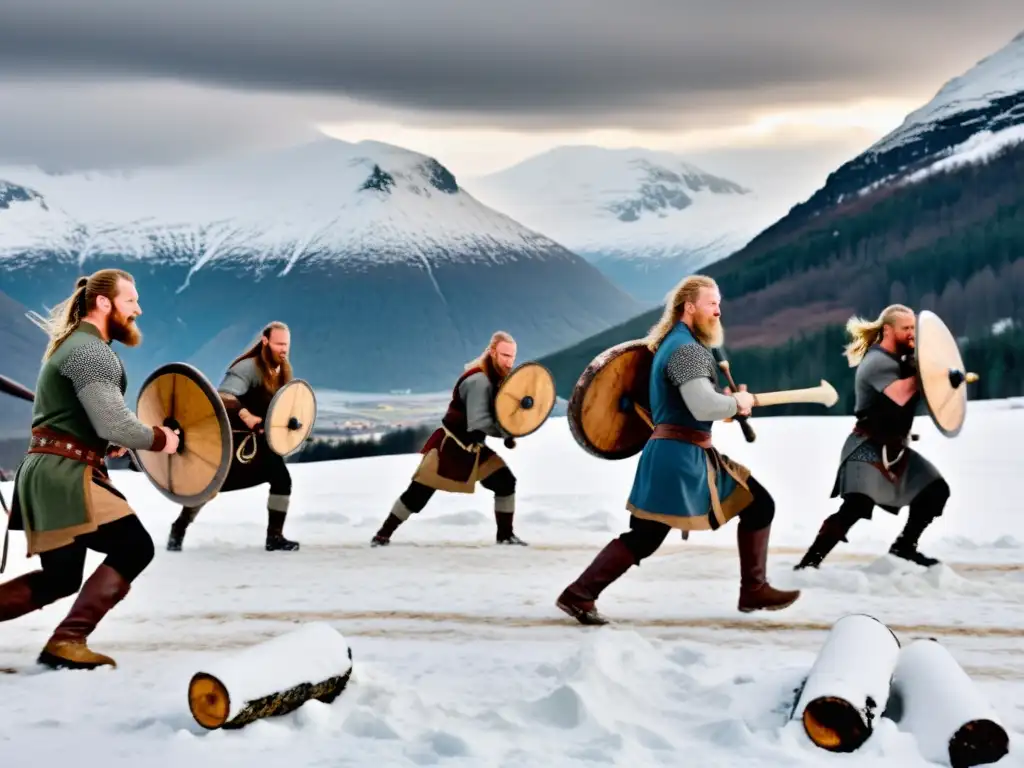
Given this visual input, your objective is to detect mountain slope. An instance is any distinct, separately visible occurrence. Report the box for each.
[466,146,791,303]
[0,138,642,396]
[0,289,44,442]
[537,31,1024,408]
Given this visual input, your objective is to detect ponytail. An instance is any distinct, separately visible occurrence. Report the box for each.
[32,270,134,360]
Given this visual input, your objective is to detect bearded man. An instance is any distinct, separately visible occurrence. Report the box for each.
[371,331,526,547]
[556,275,800,625]
[795,305,948,570]
[166,321,299,552]
[0,270,179,669]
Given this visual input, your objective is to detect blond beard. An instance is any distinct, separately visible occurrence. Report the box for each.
[693,315,724,348]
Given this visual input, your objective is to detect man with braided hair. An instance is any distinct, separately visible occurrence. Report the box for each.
[0,270,178,669]
[167,321,299,552]
[795,305,949,570]
[371,331,526,547]
[556,275,800,625]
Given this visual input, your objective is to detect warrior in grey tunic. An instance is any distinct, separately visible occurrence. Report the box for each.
[795,344,949,569]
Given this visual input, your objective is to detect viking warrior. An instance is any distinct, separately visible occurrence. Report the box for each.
[556,275,800,625]
[795,305,949,569]
[0,270,179,669]
[372,331,526,546]
[166,321,299,552]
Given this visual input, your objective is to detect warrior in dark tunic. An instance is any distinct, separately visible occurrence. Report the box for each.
[0,270,177,669]
[556,276,800,625]
[795,304,949,569]
[166,322,299,552]
[371,331,526,547]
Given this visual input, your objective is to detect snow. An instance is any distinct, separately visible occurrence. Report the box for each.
[1,399,1023,767]
[194,621,352,724]
[792,613,901,742]
[466,145,792,267]
[0,138,568,268]
[890,638,1010,767]
[867,31,1024,156]
[903,123,1024,184]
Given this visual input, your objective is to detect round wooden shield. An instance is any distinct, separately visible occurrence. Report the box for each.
[916,309,970,438]
[265,378,317,457]
[567,339,653,460]
[131,362,232,506]
[494,362,557,438]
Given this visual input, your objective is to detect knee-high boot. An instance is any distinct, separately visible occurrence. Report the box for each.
[737,525,801,612]
[555,538,636,625]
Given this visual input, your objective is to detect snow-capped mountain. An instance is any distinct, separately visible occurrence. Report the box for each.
[0,138,642,395]
[761,29,1024,238]
[465,146,795,304]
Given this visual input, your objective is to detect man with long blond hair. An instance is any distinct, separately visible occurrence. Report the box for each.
[371,330,526,546]
[556,275,800,625]
[795,304,949,569]
[0,269,179,670]
[167,321,300,552]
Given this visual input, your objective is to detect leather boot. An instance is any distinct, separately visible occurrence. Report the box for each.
[494,495,526,545]
[888,511,940,567]
[266,509,299,551]
[38,564,130,670]
[0,570,46,622]
[737,525,800,612]
[794,514,854,570]
[556,538,636,625]
[372,499,414,546]
[167,505,202,552]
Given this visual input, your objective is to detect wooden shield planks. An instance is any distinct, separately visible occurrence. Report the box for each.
[265,379,317,457]
[567,339,654,460]
[915,310,976,438]
[132,362,232,505]
[494,362,556,438]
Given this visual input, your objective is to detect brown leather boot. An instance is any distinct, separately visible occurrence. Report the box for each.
[37,564,130,670]
[737,525,800,613]
[0,570,46,622]
[556,538,636,625]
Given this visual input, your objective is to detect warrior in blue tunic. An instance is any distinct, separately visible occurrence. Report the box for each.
[556,276,801,625]
[794,304,949,569]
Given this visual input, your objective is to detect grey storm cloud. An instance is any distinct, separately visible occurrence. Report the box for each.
[2,0,1022,116]
[0,1,1021,170]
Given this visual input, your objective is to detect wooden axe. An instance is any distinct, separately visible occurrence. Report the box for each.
[711,348,756,443]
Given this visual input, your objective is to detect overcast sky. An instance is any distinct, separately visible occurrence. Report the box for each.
[0,0,1022,191]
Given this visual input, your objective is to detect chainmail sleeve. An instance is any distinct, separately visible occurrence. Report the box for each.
[666,343,737,421]
[59,341,162,450]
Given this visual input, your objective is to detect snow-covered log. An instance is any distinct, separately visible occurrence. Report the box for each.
[791,613,901,752]
[889,639,1010,768]
[188,622,354,730]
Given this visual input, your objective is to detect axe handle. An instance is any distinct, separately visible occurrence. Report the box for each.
[0,374,35,403]
[714,361,756,443]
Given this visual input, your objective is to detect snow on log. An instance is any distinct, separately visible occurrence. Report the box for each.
[791,613,901,752]
[889,639,1010,768]
[188,622,354,730]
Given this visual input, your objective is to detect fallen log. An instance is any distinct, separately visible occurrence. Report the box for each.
[791,613,900,752]
[889,638,1010,768]
[188,622,353,730]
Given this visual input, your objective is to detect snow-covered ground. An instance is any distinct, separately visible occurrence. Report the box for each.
[1,399,1022,767]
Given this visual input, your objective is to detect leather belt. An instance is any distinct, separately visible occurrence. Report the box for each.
[650,423,713,448]
[27,428,106,469]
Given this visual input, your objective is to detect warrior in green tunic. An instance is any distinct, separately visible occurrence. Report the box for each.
[795,304,949,570]
[166,321,300,552]
[0,270,178,670]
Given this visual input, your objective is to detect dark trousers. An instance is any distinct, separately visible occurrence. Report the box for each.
[399,466,517,512]
[31,515,155,605]
[617,476,776,563]
[830,477,949,534]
